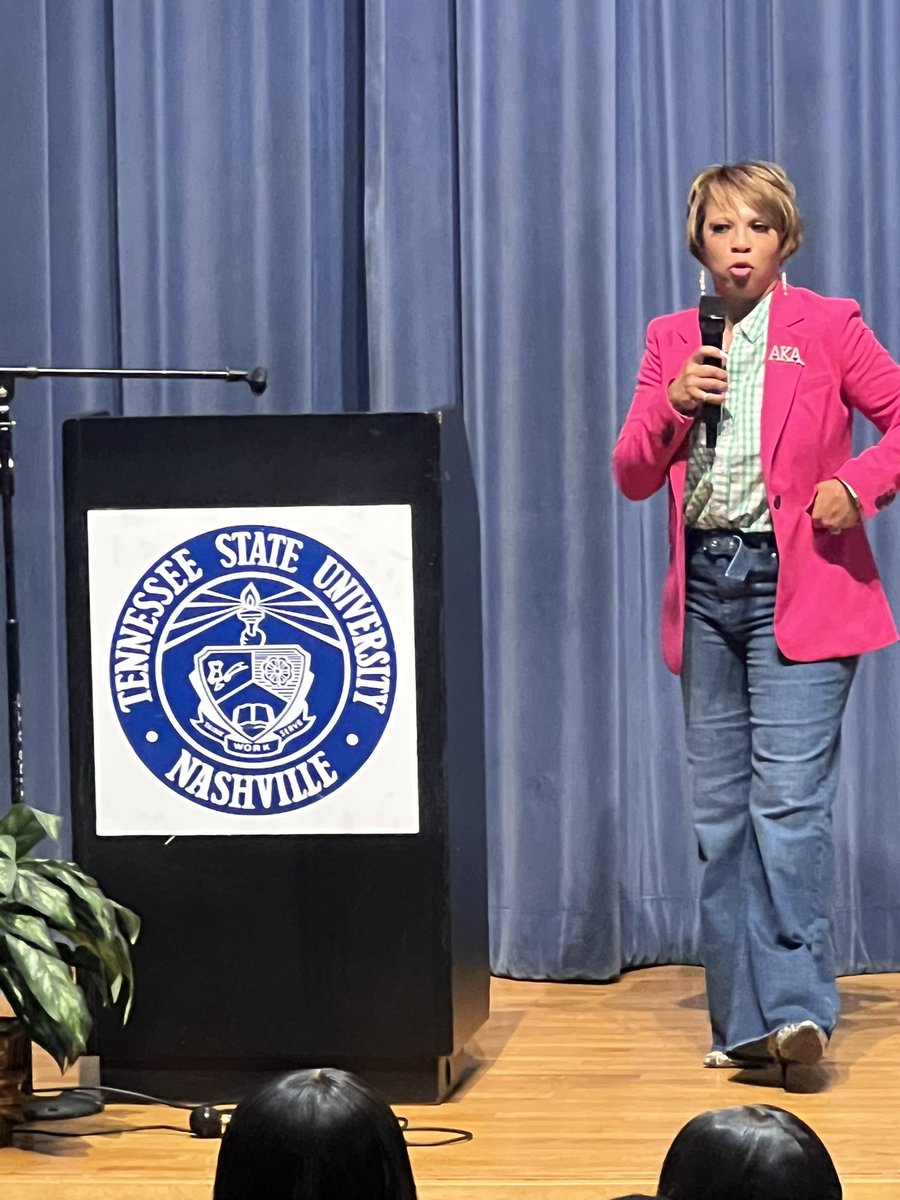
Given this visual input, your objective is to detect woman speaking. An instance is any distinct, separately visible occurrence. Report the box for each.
[614,161,900,1085]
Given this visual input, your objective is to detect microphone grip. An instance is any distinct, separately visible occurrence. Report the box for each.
[701,404,719,449]
[700,351,722,449]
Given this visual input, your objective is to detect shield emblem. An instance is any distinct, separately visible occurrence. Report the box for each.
[190,644,315,758]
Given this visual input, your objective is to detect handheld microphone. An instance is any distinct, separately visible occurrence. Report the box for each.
[698,296,726,449]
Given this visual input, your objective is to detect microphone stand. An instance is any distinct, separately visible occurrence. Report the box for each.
[0,363,267,806]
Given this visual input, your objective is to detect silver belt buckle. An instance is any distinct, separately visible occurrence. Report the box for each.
[724,537,751,581]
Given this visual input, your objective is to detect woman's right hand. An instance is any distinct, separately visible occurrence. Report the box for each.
[667,347,728,414]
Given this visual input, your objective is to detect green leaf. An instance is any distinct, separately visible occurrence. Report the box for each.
[27,862,137,1018]
[0,835,17,861]
[111,901,141,945]
[1,936,85,1026]
[0,938,90,1071]
[9,869,78,931]
[32,859,99,889]
[29,861,139,943]
[56,938,125,1010]
[0,858,16,900]
[29,863,121,943]
[56,942,105,976]
[0,962,26,1010]
[66,935,123,1007]
[0,806,61,857]
[0,963,87,1072]
[69,926,132,1017]
[0,912,61,957]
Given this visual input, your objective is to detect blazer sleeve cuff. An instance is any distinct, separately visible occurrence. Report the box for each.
[834,460,896,519]
[652,385,695,450]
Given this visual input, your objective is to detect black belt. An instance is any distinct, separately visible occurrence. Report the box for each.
[686,528,777,557]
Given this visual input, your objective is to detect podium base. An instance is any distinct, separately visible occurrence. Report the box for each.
[101,1049,470,1106]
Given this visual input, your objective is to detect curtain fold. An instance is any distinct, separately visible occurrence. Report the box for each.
[110,0,356,416]
[363,0,459,414]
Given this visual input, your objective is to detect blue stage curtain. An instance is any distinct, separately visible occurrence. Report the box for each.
[0,1,120,852]
[456,0,900,978]
[1,1,899,977]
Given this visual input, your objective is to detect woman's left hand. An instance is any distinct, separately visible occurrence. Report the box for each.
[809,479,861,534]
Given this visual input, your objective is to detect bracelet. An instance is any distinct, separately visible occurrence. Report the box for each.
[836,478,861,509]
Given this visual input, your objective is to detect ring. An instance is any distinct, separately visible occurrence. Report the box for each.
[829,528,842,536]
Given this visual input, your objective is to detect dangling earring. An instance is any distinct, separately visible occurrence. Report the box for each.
[781,269,788,296]
[699,267,707,297]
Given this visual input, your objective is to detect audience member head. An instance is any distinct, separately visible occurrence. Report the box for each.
[657,1105,840,1200]
[212,1067,418,1200]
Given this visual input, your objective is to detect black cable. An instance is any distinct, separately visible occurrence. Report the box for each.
[403,1126,473,1146]
[396,1116,473,1147]
[15,1122,473,1145]
[25,1090,473,1146]
[13,1125,187,1137]
[31,1085,235,1112]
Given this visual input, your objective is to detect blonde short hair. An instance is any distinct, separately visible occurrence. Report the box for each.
[685,161,803,263]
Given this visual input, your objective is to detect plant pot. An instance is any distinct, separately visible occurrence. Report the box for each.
[0,1018,31,1146]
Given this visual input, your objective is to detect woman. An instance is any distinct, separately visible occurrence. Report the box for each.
[613,162,900,1080]
[213,1068,418,1200]
[656,1105,842,1200]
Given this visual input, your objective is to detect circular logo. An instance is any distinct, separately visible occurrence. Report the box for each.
[109,525,397,815]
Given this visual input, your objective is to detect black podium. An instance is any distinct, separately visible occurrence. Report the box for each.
[63,409,488,1103]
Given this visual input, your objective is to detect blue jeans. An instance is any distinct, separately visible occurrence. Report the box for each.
[682,536,857,1054]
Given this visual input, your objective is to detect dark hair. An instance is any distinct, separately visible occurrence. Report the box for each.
[657,1105,841,1200]
[212,1068,418,1200]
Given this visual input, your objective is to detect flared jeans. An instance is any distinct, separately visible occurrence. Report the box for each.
[682,536,857,1053]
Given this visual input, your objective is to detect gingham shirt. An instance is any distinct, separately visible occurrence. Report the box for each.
[684,291,772,531]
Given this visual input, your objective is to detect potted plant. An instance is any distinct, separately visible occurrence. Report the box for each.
[0,803,139,1143]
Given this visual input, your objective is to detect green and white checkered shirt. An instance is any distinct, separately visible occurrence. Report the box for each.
[684,291,773,531]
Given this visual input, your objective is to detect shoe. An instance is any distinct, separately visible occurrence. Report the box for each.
[773,1020,827,1066]
[702,1046,775,1069]
[703,1050,739,1068]
[772,1021,828,1092]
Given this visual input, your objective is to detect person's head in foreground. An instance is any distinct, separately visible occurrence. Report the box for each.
[656,1105,841,1200]
[212,1067,418,1200]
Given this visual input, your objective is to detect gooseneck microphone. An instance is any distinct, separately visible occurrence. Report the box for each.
[698,295,726,449]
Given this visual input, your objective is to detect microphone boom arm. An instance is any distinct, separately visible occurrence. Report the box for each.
[0,360,267,804]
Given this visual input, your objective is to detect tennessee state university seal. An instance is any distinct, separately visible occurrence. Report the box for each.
[108,525,397,815]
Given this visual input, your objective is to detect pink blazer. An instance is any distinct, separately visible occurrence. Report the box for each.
[613,286,900,674]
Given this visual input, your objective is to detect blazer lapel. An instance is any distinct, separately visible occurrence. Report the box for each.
[761,288,808,472]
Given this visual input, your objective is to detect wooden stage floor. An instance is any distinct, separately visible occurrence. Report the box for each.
[3,966,900,1198]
